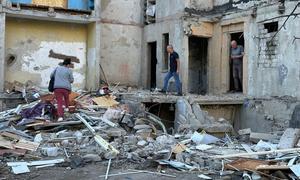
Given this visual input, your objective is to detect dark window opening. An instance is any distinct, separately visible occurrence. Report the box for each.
[264,22,278,33]
[162,33,169,71]
[144,0,156,24]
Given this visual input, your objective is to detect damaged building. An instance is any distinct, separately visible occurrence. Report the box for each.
[0,0,299,135]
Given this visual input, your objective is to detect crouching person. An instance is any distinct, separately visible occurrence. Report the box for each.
[50,58,74,122]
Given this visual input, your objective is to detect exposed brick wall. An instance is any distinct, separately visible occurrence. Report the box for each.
[257,24,279,68]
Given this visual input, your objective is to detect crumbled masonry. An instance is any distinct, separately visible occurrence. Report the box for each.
[0,86,300,179]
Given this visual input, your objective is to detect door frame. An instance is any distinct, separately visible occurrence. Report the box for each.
[221,23,247,94]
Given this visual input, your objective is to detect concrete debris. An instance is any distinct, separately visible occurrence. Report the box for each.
[175,98,233,133]
[41,147,59,157]
[82,154,102,162]
[195,144,213,151]
[238,128,252,135]
[0,90,298,179]
[249,132,277,143]
[137,140,147,147]
[254,140,277,151]
[278,128,300,149]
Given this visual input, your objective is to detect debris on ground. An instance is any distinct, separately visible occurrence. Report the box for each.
[0,86,299,179]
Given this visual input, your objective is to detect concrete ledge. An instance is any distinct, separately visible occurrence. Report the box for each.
[118,92,246,105]
[4,8,98,24]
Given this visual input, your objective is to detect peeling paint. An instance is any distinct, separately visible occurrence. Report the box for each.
[5,19,87,90]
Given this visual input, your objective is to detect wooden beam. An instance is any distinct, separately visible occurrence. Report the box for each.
[213,148,300,159]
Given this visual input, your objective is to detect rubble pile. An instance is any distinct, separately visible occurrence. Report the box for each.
[0,88,300,179]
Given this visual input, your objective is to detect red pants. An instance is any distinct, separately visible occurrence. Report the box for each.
[54,88,70,117]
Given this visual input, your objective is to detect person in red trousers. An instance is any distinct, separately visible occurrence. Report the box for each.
[50,58,74,122]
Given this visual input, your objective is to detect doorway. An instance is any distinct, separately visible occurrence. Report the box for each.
[188,36,208,95]
[148,42,157,90]
[230,32,244,92]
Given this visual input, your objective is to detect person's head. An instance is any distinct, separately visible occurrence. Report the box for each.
[62,58,72,68]
[231,40,237,49]
[167,44,174,53]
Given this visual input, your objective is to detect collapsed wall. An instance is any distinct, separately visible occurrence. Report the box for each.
[175,98,233,134]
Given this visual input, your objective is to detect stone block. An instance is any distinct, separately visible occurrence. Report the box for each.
[192,103,206,123]
[250,132,277,143]
[278,128,300,149]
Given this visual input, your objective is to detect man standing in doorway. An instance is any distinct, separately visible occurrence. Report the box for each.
[231,40,244,92]
[160,45,182,96]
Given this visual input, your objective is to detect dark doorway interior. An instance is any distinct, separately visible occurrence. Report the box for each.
[230,32,245,92]
[188,36,208,95]
[148,42,157,90]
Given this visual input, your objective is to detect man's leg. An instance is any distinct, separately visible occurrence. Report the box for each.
[232,64,240,91]
[172,72,182,94]
[162,71,173,91]
[237,63,243,92]
[54,89,64,118]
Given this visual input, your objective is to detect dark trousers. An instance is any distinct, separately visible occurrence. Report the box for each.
[54,88,70,117]
[163,71,182,93]
[232,62,243,91]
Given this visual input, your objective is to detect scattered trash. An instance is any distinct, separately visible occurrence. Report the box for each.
[0,89,299,180]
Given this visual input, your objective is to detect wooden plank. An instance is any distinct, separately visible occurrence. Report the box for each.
[225,158,269,171]
[14,139,39,151]
[7,158,65,167]
[92,96,119,108]
[0,149,27,156]
[213,148,300,159]
[75,114,119,155]
[0,131,22,140]
[0,135,14,149]
[256,165,290,170]
[26,122,45,127]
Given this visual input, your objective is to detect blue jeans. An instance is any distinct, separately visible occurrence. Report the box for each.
[163,71,182,93]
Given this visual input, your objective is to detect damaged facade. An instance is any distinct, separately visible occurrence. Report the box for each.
[0,1,299,137]
[0,0,100,91]
[1,0,300,179]
[141,0,300,133]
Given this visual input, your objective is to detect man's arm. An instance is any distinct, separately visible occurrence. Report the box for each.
[176,59,180,74]
[232,53,244,59]
[231,46,245,59]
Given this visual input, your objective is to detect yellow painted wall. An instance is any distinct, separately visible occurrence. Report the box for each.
[5,18,88,90]
[32,0,67,8]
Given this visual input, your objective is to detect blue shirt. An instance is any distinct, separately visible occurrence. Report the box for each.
[170,51,179,72]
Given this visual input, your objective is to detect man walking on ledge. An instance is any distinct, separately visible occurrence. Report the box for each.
[160,45,182,96]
